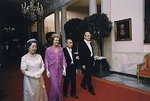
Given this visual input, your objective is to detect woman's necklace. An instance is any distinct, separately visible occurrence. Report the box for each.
[28,52,36,59]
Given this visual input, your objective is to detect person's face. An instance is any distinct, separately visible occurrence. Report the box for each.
[66,39,73,48]
[28,42,37,54]
[120,24,125,30]
[53,37,60,46]
[84,32,91,41]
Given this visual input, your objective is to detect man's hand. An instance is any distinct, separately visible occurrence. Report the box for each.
[82,65,86,69]
[62,66,66,76]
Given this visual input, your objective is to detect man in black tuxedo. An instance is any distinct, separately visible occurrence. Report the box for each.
[63,39,79,98]
[78,31,95,95]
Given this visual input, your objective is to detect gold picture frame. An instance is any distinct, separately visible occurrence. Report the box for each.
[114,18,132,41]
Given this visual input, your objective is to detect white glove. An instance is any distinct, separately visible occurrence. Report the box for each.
[25,71,34,77]
[33,73,41,79]
[25,71,40,79]
[62,66,66,76]
[76,56,80,60]
[46,69,50,78]
[94,56,106,60]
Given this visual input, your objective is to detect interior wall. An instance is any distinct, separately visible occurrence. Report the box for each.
[44,14,55,34]
[111,0,143,52]
[31,22,37,32]
[67,11,87,20]
[44,11,87,34]
[46,0,71,15]
[103,0,149,75]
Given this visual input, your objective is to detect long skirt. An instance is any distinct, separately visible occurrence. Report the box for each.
[23,75,48,101]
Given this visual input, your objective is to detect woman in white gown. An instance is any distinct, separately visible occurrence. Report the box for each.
[20,38,48,101]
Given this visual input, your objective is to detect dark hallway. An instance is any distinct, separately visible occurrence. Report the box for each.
[0,62,23,101]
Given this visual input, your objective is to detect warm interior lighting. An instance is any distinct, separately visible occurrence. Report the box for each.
[21,0,44,21]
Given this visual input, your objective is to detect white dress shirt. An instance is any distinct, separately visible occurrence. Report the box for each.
[66,47,74,64]
[84,39,93,57]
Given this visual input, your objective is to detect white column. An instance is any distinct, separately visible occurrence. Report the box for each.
[54,10,60,34]
[89,0,98,56]
[101,0,112,67]
[61,6,67,47]
[101,0,111,18]
[89,0,97,15]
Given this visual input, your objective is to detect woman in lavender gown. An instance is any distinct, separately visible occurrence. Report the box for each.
[20,38,48,101]
[45,34,67,101]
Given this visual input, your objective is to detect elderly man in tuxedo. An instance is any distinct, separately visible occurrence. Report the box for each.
[78,31,96,95]
[63,39,79,98]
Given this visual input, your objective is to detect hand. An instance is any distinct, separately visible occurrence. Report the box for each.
[62,66,66,76]
[82,65,86,69]
[76,56,79,60]
[25,71,40,79]
[46,69,50,78]
[93,62,95,67]
[25,71,33,77]
[33,73,41,79]
[62,69,66,76]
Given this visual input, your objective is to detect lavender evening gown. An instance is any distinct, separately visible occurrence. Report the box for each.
[45,46,67,101]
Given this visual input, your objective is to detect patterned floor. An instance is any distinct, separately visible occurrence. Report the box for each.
[103,74,150,92]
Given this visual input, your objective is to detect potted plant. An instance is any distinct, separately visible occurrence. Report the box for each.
[64,18,83,51]
[83,13,112,56]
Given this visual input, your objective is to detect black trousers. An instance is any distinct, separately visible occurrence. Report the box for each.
[63,64,76,96]
[81,60,94,92]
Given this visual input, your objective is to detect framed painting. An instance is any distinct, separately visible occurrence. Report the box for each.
[114,18,132,41]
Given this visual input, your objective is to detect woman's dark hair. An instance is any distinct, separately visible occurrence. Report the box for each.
[26,39,39,53]
[46,32,55,42]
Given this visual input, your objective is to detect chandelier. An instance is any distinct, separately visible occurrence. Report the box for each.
[21,0,44,22]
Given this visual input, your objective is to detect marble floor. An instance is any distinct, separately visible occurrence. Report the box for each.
[103,74,150,92]
[77,68,150,93]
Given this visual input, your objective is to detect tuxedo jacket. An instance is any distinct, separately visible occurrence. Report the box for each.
[63,47,77,67]
[78,40,94,66]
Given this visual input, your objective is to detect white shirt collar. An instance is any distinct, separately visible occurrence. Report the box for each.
[84,39,93,56]
[84,39,91,44]
[66,47,72,51]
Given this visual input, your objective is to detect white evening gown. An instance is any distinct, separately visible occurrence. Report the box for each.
[21,54,48,101]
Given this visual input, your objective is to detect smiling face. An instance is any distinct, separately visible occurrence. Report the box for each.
[84,32,91,41]
[53,37,60,46]
[28,42,37,55]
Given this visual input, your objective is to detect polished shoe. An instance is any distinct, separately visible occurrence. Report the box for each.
[71,95,79,99]
[89,91,96,95]
[80,85,87,89]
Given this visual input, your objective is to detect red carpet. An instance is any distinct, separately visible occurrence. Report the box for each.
[0,66,150,101]
[68,74,150,101]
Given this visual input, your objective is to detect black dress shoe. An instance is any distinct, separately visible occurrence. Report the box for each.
[90,91,96,95]
[71,95,79,99]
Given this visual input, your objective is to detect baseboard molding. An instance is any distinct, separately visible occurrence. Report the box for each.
[110,71,137,78]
